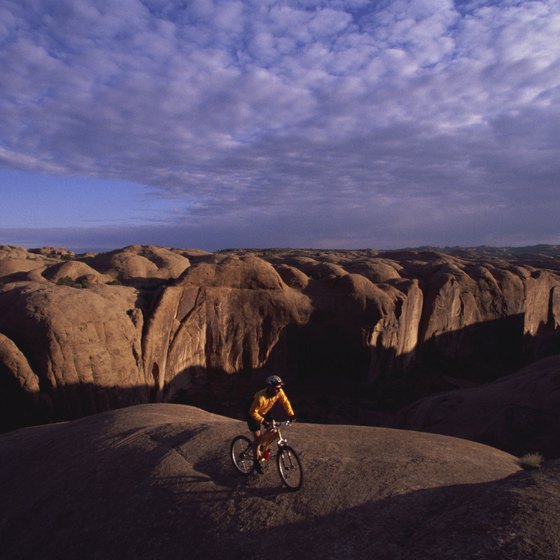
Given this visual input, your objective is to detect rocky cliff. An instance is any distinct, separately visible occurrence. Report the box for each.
[1,244,560,451]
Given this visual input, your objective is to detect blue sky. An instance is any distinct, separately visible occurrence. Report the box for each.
[1,0,559,252]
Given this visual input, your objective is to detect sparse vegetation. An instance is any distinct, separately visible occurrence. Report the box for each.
[56,276,90,289]
[517,452,545,470]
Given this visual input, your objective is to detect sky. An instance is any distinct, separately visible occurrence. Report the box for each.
[1,0,559,252]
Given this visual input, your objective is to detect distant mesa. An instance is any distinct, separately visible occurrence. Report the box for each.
[1,244,560,461]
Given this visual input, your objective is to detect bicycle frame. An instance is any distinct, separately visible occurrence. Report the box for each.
[231,419,303,490]
[260,421,291,453]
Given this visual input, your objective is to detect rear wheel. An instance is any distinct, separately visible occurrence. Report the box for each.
[277,445,303,491]
[231,435,255,475]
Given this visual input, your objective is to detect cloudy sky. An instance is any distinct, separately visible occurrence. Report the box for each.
[1,0,559,251]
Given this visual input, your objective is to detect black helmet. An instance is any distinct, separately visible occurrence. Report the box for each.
[266,375,284,387]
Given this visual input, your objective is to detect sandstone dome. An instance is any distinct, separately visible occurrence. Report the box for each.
[42,260,113,285]
[5,404,556,560]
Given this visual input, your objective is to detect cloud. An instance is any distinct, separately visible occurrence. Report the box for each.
[1,0,560,248]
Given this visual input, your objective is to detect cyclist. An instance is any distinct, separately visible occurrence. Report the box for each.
[247,375,295,473]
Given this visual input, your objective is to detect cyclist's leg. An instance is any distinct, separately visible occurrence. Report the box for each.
[246,413,262,461]
[258,413,277,451]
[259,428,277,449]
[253,430,262,458]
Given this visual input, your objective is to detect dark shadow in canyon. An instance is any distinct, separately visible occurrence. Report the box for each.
[164,313,526,428]
[2,313,560,435]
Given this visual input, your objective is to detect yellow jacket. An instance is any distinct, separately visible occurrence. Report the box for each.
[249,388,294,424]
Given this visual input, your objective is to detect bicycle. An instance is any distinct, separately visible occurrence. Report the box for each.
[230,420,303,491]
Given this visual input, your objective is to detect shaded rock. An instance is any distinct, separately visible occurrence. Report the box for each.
[0,245,30,259]
[278,257,347,280]
[256,249,560,386]
[2,404,543,560]
[275,264,309,290]
[178,254,284,289]
[0,333,42,430]
[171,247,213,260]
[402,459,560,560]
[393,355,560,458]
[0,333,40,394]
[346,259,403,283]
[295,271,424,385]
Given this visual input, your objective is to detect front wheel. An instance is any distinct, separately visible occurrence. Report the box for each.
[277,445,303,491]
[231,435,255,475]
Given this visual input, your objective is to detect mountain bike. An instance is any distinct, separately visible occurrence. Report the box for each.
[230,420,303,491]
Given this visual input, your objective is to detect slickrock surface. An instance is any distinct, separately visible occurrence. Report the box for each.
[4,404,557,560]
[394,354,560,458]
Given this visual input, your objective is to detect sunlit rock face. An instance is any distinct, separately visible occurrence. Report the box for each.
[257,249,560,388]
[142,255,312,400]
[0,279,148,424]
[1,245,560,431]
[81,244,193,286]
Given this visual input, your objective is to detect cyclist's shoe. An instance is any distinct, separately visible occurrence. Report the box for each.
[255,462,265,475]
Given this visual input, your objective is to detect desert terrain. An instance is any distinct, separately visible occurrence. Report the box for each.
[3,403,560,560]
[1,244,560,558]
[1,244,559,441]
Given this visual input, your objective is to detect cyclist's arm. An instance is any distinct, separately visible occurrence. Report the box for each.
[249,395,267,424]
[278,389,295,417]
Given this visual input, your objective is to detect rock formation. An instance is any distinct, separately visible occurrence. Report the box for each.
[1,244,560,461]
[2,403,559,560]
[42,260,113,286]
[81,244,192,286]
[393,354,560,458]
[142,254,312,402]
[0,270,148,423]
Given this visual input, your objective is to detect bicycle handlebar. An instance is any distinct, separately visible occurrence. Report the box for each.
[265,419,294,429]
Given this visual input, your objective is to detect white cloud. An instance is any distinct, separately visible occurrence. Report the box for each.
[1,0,560,248]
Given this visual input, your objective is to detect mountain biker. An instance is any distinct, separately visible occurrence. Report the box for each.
[247,375,295,473]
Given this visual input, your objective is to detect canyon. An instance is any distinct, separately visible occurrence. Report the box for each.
[3,244,560,559]
[1,244,560,458]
